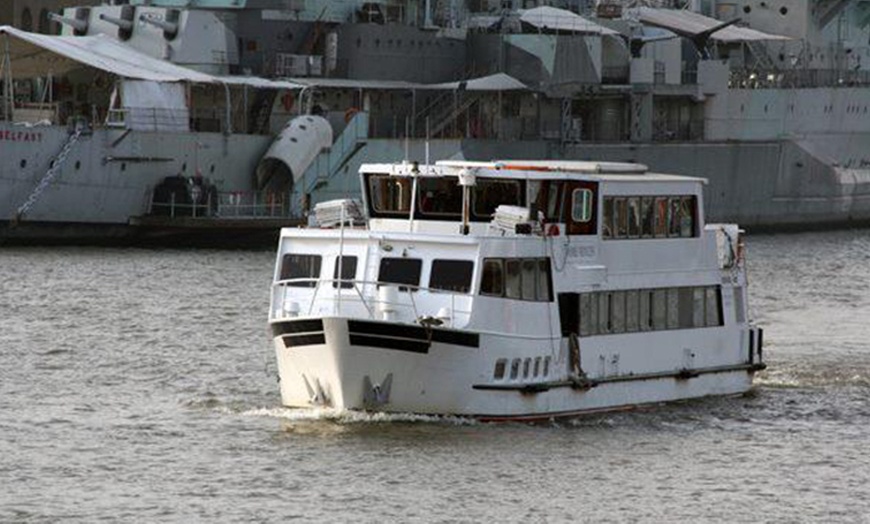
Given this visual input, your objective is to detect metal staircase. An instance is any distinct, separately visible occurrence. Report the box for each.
[303,111,369,194]
[14,127,84,222]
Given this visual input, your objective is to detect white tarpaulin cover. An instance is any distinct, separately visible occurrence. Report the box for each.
[519,6,620,36]
[122,80,189,132]
[428,73,527,91]
[0,25,305,90]
[632,8,789,43]
[288,73,527,91]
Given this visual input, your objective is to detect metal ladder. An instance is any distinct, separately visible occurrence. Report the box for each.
[15,127,84,222]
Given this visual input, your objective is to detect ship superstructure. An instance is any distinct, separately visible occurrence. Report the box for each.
[3,0,870,243]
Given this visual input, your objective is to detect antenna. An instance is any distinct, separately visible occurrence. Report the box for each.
[404,116,410,163]
[425,116,430,171]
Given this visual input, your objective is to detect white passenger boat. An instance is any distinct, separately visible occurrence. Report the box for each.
[268,160,765,421]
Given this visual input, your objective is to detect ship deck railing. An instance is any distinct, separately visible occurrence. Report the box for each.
[272,277,473,328]
[147,190,302,220]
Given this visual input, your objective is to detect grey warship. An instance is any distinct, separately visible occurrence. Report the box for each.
[2,0,870,244]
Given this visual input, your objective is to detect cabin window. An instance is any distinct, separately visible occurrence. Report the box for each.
[598,293,611,334]
[654,197,669,238]
[668,197,683,237]
[627,197,641,238]
[522,358,531,378]
[494,359,507,380]
[577,285,724,337]
[543,356,551,376]
[332,256,358,289]
[473,179,524,219]
[680,196,696,237]
[481,259,505,297]
[652,289,667,330]
[571,188,594,223]
[602,198,614,239]
[510,358,521,379]
[529,180,564,221]
[602,195,698,240]
[521,259,537,300]
[537,259,552,301]
[280,254,322,287]
[429,259,474,293]
[418,177,463,218]
[614,198,628,237]
[533,357,541,377]
[504,259,522,299]
[481,257,551,302]
[378,258,422,291]
[625,290,640,333]
[610,291,626,333]
[641,197,654,238]
[706,287,722,327]
[367,174,412,217]
[693,287,706,327]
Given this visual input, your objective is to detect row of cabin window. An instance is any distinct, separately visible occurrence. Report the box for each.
[578,286,723,337]
[493,356,552,381]
[480,258,553,302]
[603,196,696,240]
[279,254,475,293]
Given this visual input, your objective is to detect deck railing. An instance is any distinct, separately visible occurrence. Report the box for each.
[271,277,473,327]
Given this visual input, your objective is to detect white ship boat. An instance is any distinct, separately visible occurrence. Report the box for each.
[267,159,765,420]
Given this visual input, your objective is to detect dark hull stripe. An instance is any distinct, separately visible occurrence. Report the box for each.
[282,333,326,348]
[348,320,479,348]
[349,334,430,354]
[271,319,324,337]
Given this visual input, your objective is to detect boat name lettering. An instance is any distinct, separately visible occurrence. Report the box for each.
[0,130,44,143]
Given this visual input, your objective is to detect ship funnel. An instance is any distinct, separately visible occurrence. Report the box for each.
[49,13,88,34]
[139,9,180,40]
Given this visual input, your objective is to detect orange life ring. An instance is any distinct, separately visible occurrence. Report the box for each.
[344,107,359,123]
[281,92,295,112]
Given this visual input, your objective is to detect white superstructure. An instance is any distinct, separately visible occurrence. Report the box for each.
[268,159,764,420]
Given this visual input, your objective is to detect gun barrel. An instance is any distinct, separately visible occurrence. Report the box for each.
[48,13,88,33]
[98,14,133,31]
[139,15,178,35]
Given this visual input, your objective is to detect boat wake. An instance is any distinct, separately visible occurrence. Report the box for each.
[240,406,479,426]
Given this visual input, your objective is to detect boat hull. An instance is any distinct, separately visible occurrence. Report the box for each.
[273,317,758,420]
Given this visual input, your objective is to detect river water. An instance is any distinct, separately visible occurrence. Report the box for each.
[1,231,868,522]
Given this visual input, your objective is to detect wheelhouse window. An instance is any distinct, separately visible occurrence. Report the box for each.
[280,254,322,287]
[429,259,474,293]
[377,258,422,291]
[367,174,412,218]
[479,257,552,302]
[472,179,524,219]
[418,177,463,218]
[603,195,697,240]
[332,256,358,289]
[529,180,565,221]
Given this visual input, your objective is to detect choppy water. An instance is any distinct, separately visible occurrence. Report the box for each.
[1,231,869,522]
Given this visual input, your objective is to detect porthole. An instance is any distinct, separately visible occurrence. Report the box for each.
[210,165,215,173]
[290,137,298,143]
[121,162,127,172]
[522,358,530,379]
[75,160,81,170]
[299,124,307,130]
[543,356,551,377]
[533,357,541,377]
[510,359,520,379]
[182,162,187,172]
[780,6,788,15]
[19,159,26,169]
[743,5,751,13]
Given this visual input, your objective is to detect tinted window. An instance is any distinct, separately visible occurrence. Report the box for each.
[368,174,412,217]
[481,259,504,297]
[429,259,474,293]
[472,179,524,219]
[280,254,322,287]
[378,258,422,290]
[418,178,463,218]
[332,256,358,289]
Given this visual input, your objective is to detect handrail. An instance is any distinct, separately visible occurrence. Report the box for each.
[272,277,473,322]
